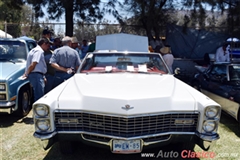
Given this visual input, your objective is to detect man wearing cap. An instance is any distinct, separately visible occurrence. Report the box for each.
[22,37,50,102]
[41,28,56,93]
[42,28,51,39]
[160,45,174,73]
[51,37,62,50]
[50,36,81,88]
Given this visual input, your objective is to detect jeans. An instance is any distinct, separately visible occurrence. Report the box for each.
[52,72,73,89]
[28,72,45,102]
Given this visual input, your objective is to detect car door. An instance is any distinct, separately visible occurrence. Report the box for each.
[201,64,228,106]
[202,64,239,120]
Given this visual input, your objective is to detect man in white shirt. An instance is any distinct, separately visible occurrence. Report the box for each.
[160,45,174,73]
[215,44,230,62]
[23,37,50,101]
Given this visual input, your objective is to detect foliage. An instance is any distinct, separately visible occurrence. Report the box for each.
[119,0,175,42]
[74,19,121,41]
[116,0,240,48]
[25,0,121,37]
[21,5,42,39]
[0,0,23,37]
[1,0,240,41]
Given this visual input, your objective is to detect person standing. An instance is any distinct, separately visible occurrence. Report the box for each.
[50,36,81,88]
[71,36,81,58]
[51,37,62,50]
[42,27,52,40]
[215,44,230,62]
[22,38,50,102]
[42,29,56,94]
[80,39,89,60]
[160,45,174,73]
[88,38,96,52]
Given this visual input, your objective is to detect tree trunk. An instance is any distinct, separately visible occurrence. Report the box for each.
[64,0,74,36]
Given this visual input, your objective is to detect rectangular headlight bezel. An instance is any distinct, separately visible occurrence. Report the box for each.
[0,94,6,100]
[0,84,6,91]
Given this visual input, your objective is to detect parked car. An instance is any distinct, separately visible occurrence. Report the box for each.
[192,62,240,124]
[33,34,221,154]
[0,37,36,116]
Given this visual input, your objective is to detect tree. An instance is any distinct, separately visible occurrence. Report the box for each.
[26,0,121,36]
[0,0,24,37]
[117,0,240,48]
[119,0,176,47]
[21,5,42,39]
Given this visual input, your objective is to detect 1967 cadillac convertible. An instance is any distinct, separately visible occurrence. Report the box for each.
[33,34,221,154]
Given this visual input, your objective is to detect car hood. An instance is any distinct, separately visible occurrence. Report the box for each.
[54,73,198,115]
[0,62,25,80]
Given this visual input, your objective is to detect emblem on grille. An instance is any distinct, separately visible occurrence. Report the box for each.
[122,104,134,110]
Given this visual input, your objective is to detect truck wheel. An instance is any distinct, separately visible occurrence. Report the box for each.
[59,141,74,154]
[15,86,32,117]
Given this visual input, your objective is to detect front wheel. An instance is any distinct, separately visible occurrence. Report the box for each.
[14,86,32,117]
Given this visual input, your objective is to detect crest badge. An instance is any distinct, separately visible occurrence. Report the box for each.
[122,104,134,110]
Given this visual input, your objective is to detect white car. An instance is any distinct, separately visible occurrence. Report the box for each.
[33,34,221,154]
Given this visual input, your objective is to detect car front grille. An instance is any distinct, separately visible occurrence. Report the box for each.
[55,112,199,138]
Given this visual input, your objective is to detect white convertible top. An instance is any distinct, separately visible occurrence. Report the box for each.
[95,33,149,52]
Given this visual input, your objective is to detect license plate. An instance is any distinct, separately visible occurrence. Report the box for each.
[112,139,141,153]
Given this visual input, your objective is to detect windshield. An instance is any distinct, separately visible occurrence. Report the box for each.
[80,52,169,74]
[229,65,240,81]
[0,40,27,62]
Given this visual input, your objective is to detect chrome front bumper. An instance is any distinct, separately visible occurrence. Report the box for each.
[0,101,15,108]
[34,131,219,151]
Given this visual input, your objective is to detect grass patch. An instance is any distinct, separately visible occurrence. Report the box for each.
[1,111,239,160]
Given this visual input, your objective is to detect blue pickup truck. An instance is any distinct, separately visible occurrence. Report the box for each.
[0,36,36,116]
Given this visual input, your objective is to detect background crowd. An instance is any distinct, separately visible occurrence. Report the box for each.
[23,27,96,102]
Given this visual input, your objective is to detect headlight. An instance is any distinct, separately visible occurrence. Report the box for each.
[203,121,216,132]
[36,119,50,131]
[34,104,49,117]
[0,84,6,90]
[205,106,219,118]
[0,94,6,100]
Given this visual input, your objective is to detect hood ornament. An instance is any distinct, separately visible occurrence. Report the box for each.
[122,104,134,110]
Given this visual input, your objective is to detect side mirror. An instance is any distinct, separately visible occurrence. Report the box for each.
[174,67,181,75]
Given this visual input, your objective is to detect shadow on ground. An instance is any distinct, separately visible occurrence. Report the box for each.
[219,111,240,137]
[0,112,33,127]
[43,142,200,160]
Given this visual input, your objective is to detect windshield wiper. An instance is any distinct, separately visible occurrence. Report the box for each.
[85,70,117,74]
[136,71,162,75]
[85,70,162,75]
